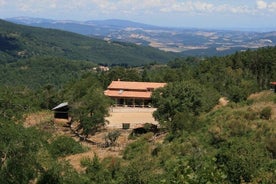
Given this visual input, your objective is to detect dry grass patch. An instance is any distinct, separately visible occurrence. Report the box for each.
[24,110,53,127]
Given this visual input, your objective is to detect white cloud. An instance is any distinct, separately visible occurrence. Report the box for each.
[194,2,214,12]
[257,0,267,9]
[159,1,252,14]
[17,0,58,12]
[268,2,276,12]
[3,0,276,21]
[0,0,5,6]
[255,0,276,13]
[49,0,57,9]
[9,0,275,16]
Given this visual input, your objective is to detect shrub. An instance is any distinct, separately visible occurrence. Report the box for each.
[246,99,254,105]
[104,130,121,147]
[244,108,258,121]
[216,138,268,183]
[266,135,276,158]
[49,136,84,157]
[228,120,250,137]
[123,137,149,160]
[260,106,272,120]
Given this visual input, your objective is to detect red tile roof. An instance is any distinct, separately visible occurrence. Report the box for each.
[107,81,166,91]
[271,82,276,85]
[105,81,166,99]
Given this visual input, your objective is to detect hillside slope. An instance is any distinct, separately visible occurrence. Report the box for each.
[6,17,276,56]
[0,19,177,65]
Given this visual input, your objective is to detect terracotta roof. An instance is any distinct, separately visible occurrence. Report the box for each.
[271,82,276,85]
[104,90,152,99]
[107,81,166,91]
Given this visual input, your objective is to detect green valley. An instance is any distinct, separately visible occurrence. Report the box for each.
[0,19,177,65]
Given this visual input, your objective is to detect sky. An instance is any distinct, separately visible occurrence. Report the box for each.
[1,0,276,29]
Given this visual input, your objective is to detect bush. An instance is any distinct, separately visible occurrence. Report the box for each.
[244,108,258,121]
[216,138,268,183]
[123,137,149,160]
[266,135,276,158]
[49,136,84,157]
[260,106,272,120]
[104,130,121,147]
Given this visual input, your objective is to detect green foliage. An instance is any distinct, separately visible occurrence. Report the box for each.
[106,67,142,82]
[0,121,47,184]
[260,106,272,120]
[0,56,95,89]
[216,138,269,183]
[0,86,40,120]
[266,134,276,158]
[118,157,161,184]
[170,111,198,134]
[62,73,111,136]
[82,155,113,184]
[152,80,220,130]
[105,130,121,147]
[49,136,84,157]
[162,157,227,184]
[123,136,150,160]
[38,161,85,184]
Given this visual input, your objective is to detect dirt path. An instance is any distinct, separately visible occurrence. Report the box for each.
[64,129,131,172]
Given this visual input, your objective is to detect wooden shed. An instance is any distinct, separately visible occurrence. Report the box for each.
[52,102,69,119]
[270,82,276,93]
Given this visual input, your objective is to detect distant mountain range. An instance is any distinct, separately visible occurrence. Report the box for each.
[6,17,276,56]
[0,19,177,65]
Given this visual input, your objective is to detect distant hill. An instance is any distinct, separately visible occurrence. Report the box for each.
[0,19,177,65]
[6,17,276,56]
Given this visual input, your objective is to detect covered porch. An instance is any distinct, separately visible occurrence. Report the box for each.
[113,97,152,108]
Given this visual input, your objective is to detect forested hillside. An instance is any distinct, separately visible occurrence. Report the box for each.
[0,36,276,183]
[0,57,97,89]
[0,19,177,65]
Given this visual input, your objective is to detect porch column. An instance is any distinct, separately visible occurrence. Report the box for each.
[133,98,135,108]
[115,98,118,107]
[142,99,145,108]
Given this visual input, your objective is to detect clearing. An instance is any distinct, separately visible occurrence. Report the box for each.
[105,107,158,129]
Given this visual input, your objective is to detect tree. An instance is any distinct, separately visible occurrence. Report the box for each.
[63,74,111,137]
[82,154,112,184]
[152,80,220,128]
[216,138,269,183]
[106,67,142,82]
[0,121,46,184]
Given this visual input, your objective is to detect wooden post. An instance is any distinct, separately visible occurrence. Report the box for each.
[115,98,118,107]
